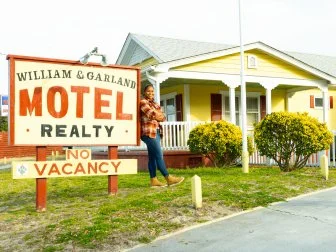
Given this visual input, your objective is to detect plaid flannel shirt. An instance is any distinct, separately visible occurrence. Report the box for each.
[140,98,166,138]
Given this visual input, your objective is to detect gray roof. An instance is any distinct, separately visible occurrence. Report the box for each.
[131,33,234,63]
[285,51,336,77]
[131,33,336,78]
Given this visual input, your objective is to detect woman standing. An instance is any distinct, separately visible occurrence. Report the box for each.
[140,84,184,187]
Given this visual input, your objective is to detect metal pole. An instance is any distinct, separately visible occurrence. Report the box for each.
[238,0,249,173]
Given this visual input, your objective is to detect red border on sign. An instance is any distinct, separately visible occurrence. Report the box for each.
[7,55,141,147]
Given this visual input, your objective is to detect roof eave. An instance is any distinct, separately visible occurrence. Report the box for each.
[153,41,336,83]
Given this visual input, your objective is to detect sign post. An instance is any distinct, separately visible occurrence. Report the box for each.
[36,146,47,212]
[108,146,118,195]
[8,55,141,211]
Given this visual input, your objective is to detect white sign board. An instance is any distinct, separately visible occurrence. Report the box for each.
[12,149,137,179]
[0,95,8,116]
[8,56,140,146]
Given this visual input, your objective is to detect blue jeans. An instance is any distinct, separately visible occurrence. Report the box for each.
[141,130,169,178]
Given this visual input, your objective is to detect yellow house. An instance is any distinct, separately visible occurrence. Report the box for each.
[116,33,336,167]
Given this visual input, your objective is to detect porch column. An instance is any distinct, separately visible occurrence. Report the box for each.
[322,88,329,124]
[229,87,236,124]
[222,80,239,124]
[260,82,278,115]
[266,88,272,115]
[154,82,160,102]
[183,84,191,121]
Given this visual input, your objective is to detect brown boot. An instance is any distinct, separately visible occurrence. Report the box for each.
[150,177,167,187]
[165,175,184,186]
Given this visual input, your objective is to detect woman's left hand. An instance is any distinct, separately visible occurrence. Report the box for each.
[155,111,166,122]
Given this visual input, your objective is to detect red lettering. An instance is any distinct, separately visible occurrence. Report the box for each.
[116,92,132,120]
[71,86,89,118]
[62,163,73,175]
[19,85,133,121]
[47,86,68,118]
[74,163,86,174]
[34,163,47,176]
[111,161,121,172]
[95,88,112,119]
[79,150,90,159]
[98,162,109,173]
[20,87,42,116]
[48,163,61,175]
[88,162,98,174]
[66,149,78,160]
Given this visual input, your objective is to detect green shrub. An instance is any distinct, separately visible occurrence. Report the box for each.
[0,116,7,131]
[187,120,254,167]
[254,112,333,172]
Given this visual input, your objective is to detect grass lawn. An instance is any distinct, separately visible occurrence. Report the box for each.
[1,166,335,251]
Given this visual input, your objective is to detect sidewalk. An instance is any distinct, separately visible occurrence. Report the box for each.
[127,187,336,252]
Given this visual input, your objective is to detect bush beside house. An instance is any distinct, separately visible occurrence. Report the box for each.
[254,112,333,172]
[187,120,254,167]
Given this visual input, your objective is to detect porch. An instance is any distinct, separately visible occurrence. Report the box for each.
[92,121,336,169]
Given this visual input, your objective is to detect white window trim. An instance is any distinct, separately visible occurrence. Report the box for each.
[160,92,177,101]
[160,92,177,122]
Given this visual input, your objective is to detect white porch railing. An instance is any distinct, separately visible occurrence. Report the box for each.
[118,121,208,152]
[111,121,336,167]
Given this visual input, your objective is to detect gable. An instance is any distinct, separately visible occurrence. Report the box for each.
[135,57,158,69]
[173,49,319,80]
[119,39,152,66]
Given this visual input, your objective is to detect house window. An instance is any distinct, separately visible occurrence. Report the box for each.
[246,97,259,126]
[314,97,323,108]
[160,93,177,121]
[310,95,334,109]
[223,95,260,127]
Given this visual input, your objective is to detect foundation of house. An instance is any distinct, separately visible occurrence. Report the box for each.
[92,150,211,171]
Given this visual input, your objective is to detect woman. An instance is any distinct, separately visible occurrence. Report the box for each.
[140,84,184,187]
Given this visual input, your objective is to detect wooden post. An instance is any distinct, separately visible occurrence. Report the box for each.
[108,146,118,195]
[36,146,47,212]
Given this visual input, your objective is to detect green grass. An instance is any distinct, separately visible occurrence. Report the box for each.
[1,166,336,251]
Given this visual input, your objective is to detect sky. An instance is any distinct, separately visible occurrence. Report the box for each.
[1,0,336,95]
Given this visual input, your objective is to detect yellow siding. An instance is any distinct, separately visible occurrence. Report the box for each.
[288,89,336,129]
[189,85,224,121]
[271,90,286,112]
[174,50,318,80]
[135,57,158,69]
[161,85,184,96]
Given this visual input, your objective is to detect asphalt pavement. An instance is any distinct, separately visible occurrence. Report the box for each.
[127,187,336,252]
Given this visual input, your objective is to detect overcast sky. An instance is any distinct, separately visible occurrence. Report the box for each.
[1,0,336,95]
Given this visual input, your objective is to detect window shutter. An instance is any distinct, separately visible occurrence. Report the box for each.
[175,94,183,121]
[310,95,314,108]
[211,94,222,121]
[260,95,266,119]
[330,96,334,109]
